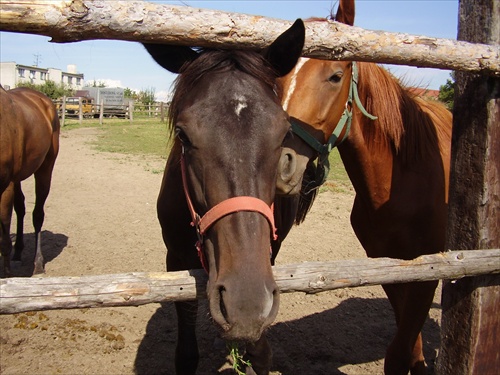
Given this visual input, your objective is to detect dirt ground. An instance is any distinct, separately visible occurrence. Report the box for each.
[0,127,442,375]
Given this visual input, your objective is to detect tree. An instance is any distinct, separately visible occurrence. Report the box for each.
[138,87,156,105]
[17,80,73,99]
[86,80,107,88]
[124,87,135,99]
[438,72,455,110]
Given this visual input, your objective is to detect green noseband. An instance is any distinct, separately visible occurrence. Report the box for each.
[289,61,377,191]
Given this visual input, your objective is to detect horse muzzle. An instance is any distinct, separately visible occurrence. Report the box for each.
[208,276,280,342]
[276,146,309,196]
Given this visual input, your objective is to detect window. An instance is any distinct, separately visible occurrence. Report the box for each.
[18,68,25,78]
[76,78,81,86]
[40,72,47,80]
[68,76,73,85]
[29,70,36,80]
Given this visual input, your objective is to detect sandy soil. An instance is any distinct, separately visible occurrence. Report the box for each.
[0,127,441,374]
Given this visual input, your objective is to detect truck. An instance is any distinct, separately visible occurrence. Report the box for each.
[63,96,95,117]
[76,87,129,118]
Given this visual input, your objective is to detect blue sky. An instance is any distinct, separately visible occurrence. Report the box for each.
[0,1,458,101]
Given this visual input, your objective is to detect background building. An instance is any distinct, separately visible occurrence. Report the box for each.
[0,62,84,90]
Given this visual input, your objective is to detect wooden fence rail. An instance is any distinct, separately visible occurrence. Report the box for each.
[1,249,499,315]
[0,0,499,75]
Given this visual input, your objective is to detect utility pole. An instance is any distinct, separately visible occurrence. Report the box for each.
[33,53,42,67]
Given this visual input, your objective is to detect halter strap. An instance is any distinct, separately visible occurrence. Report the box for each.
[198,197,277,238]
[290,62,377,189]
[180,150,277,271]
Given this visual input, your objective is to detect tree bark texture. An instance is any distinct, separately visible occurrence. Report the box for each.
[437,0,500,374]
[1,249,499,315]
[0,0,499,75]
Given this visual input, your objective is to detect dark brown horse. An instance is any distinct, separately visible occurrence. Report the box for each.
[143,19,305,375]
[0,86,60,276]
[274,2,452,374]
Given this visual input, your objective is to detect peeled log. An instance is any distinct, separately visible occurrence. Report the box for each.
[1,249,499,314]
[0,0,498,75]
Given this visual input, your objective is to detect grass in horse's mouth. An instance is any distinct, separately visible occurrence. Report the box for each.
[227,341,252,375]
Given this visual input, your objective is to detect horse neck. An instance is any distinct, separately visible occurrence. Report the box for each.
[337,62,401,209]
[338,113,394,209]
[337,62,452,209]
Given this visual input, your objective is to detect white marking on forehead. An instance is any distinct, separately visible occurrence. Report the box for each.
[234,95,248,117]
[282,57,309,111]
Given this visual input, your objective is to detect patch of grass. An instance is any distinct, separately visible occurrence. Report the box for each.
[326,148,353,192]
[62,116,352,191]
[63,117,172,158]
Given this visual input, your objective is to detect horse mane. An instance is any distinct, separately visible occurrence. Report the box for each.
[356,62,451,165]
[302,16,451,164]
[292,34,451,224]
[294,64,451,224]
[168,49,280,134]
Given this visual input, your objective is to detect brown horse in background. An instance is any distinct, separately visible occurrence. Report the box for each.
[143,19,304,375]
[0,86,60,276]
[275,1,452,374]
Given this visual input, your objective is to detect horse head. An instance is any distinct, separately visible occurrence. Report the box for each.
[144,19,305,344]
[276,0,355,196]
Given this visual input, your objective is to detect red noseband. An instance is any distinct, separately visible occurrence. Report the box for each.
[180,152,278,271]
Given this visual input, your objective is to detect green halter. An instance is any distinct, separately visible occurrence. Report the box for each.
[289,61,377,190]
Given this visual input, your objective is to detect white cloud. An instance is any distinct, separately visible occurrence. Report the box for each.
[84,78,124,88]
[384,65,451,90]
[156,90,172,103]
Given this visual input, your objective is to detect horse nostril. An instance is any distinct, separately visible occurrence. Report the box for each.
[218,285,228,321]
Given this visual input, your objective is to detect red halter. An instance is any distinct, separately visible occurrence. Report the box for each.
[180,151,278,271]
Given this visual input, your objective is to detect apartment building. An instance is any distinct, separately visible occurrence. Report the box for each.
[0,62,84,90]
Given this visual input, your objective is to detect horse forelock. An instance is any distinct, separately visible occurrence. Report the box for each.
[168,49,280,134]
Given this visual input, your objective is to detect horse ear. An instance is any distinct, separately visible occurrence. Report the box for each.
[264,19,305,77]
[335,0,355,26]
[143,44,199,73]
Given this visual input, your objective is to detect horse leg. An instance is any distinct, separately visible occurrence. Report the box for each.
[31,163,54,275]
[383,281,438,375]
[244,333,273,375]
[174,300,199,375]
[12,182,25,261]
[0,183,15,276]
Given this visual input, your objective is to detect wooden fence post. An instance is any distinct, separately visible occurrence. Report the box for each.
[78,96,83,124]
[437,0,500,373]
[129,100,134,124]
[60,96,66,127]
[99,99,104,125]
[160,102,165,123]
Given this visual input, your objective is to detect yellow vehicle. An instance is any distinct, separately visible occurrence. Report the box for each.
[63,97,95,117]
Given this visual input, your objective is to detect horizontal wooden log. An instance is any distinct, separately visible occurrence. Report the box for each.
[0,1,499,75]
[1,249,499,314]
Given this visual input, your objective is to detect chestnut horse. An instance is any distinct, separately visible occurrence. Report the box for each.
[275,2,452,374]
[143,19,304,375]
[0,86,60,276]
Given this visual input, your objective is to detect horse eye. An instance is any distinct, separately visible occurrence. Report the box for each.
[175,127,191,146]
[328,73,343,84]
